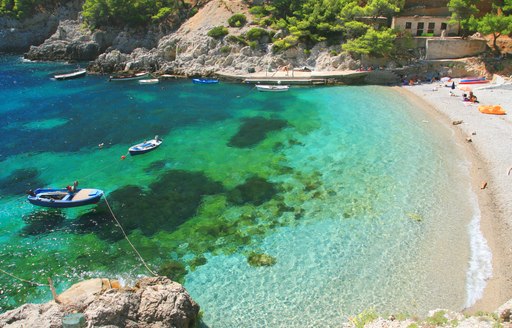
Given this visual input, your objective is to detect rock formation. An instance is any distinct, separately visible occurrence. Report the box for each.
[0,0,83,53]
[0,276,200,328]
[21,0,360,76]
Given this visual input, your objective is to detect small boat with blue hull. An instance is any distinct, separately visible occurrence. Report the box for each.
[192,78,219,84]
[129,136,163,155]
[28,188,104,208]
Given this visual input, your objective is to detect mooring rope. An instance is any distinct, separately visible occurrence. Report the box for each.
[103,197,158,277]
[0,268,49,287]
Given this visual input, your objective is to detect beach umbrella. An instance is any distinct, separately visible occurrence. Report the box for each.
[458,85,472,92]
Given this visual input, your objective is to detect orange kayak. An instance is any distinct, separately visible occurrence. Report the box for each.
[478,105,506,115]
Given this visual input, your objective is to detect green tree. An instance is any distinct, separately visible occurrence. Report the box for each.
[477,13,512,52]
[342,27,396,57]
[81,0,187,28]
[363,0,404,19]
[448,0,479,35]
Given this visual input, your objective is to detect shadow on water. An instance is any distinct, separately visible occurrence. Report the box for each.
[228,117,289,148]
[70,170,225,240]
[0,168,44,196]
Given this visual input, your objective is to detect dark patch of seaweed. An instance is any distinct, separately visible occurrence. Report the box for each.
[227,176,278,206]
[73,170,225,238]
[228,117,288,148]
[20,209,66,236]
[0,168,44,196]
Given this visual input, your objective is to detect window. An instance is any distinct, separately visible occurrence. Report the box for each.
[427,22,435,34]
[441,22,447,30]
[405,22,412,29]
[416,22,424,36]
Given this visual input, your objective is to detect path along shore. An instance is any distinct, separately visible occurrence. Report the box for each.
[399,82,512,313]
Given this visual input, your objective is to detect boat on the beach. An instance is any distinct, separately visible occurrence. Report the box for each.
[109,72,150,82]
[27,187,103,208]
[54,68,87,80]
[459,77,489,84]
[129,136,163,155]
[255,84,289,92]
[192,78,219,84]
[138,78,159,85]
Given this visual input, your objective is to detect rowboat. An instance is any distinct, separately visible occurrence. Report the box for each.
[138,78,159,84]
[192,78,219,84]
[255,85,289,92]
[54,68,87,80]
[109,72,150,82]
[459,77,489,84]
[27,187,103,208]
[129,136,163,155]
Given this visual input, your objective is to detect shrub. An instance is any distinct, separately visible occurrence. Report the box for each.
[228,13,247,27]
[272,35,298,52]
[220,46,231,53]
[151,7,172,22]
[226,35,248,46]
[248,41,258,49]
[245,27,269,41]
[249,6,266,17]
[207,26,229,39]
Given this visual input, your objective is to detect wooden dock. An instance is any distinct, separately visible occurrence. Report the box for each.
[242,77,327,85]
[217,70,372,85]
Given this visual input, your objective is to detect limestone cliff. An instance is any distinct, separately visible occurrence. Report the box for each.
[0,0,83,53]
[22,0,359,75]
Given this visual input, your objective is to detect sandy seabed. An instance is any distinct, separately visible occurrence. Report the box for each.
[399,82,512,312]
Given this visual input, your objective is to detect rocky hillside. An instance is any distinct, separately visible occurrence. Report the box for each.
[22,0,359,76]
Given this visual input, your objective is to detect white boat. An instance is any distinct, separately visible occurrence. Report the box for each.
[255,85,289,92]
[109,72,150,82]
[129,136,163,155]
[139,78,159,84]
[54,68,87,80]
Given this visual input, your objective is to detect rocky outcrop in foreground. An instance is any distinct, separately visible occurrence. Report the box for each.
[0,276,199,328]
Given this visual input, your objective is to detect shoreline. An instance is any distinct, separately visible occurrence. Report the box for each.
[398,83,512,312]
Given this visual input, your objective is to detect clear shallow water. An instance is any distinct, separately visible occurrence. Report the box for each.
[0,56,491,326]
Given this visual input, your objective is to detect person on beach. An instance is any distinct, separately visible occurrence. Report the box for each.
[469,92,479,103]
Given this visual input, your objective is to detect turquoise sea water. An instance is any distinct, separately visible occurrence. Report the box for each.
[0,56,491,326]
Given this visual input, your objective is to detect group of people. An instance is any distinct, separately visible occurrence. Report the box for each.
[463,91,479,103]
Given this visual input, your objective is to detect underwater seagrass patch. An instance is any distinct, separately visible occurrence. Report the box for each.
[20,209,66,236]
[73,170,225,238]
[227,176,278,205]
[0,168,44,196]
[228,117,288,148]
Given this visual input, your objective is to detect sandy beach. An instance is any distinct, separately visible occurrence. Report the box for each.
[399,81,512,312]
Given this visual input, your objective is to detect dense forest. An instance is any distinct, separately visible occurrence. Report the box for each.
[1,0,511,55]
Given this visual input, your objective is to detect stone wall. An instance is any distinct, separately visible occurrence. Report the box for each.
[426,38,488,60]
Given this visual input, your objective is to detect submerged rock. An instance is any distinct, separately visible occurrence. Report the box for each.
[0,276,200,328]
